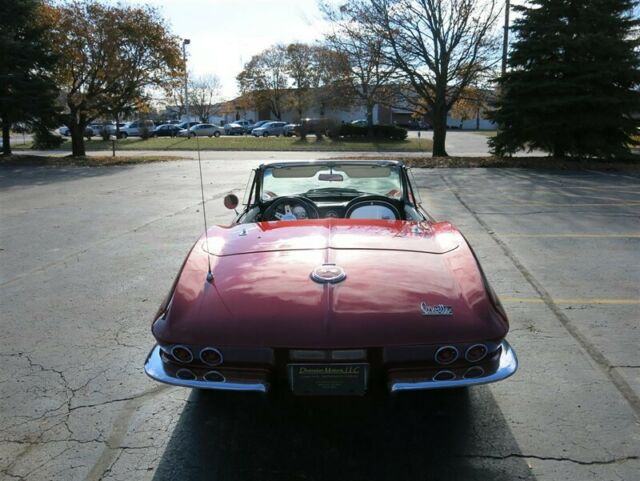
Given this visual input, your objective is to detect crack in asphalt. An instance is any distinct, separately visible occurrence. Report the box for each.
[0,350,171,479]
[459,453,639,466]
[441,174,640,421]
[83,385,170,481]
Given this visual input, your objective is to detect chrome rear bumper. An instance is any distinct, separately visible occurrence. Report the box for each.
[144,345,269,392]
[389,340,518,392]
[144,340,517,394]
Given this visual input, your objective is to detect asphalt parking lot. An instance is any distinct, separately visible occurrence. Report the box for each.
[1,159,638,481]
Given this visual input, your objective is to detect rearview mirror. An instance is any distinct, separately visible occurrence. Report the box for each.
[224,193,239,210]
[318,173,344,182]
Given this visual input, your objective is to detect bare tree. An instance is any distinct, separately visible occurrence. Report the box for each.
[357,0,501,156]
[189,74,222,123]
[237,45,290,120]
[321,1,396,130]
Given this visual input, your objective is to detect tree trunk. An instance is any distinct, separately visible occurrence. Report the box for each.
[552,146,565,158]
[431,106,448,157]
[69,119,86,157]
[366,103,374,138]
[1,118,11,156]
[115,113,121,138]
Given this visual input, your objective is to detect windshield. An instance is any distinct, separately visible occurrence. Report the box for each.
[261,164,403,201]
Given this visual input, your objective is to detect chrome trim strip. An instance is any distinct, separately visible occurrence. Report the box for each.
[390,340,518,392]
[144,345,268,392]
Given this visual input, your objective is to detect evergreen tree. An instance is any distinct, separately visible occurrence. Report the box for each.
[0,0,59,156]
[489,0,640,158]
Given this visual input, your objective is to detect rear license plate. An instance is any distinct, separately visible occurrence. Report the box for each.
[288,363,368,395]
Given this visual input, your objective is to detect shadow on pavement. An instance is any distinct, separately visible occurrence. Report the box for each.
[0,163,136,189]
[153,387,534,481]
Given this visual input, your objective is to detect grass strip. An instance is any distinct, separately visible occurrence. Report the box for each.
[11,136,433,152]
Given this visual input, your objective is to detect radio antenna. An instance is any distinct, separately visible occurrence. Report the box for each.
[195,133,214,283]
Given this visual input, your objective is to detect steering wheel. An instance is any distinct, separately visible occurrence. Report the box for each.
[344,195,402,220]
[262,196,320,221]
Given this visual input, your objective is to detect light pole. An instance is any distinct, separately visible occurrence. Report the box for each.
[182,38,191,135]
[502,0,510,77]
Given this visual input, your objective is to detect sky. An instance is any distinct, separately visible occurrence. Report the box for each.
[106,0,336,100]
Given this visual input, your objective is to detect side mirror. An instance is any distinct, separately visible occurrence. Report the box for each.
[224,193,239,210]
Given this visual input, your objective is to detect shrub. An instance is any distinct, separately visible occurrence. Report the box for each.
[31,126,64,149]
[140,124,152,140]
[99,124,111,141]
[338,123,408,141]
[297,118,340,141]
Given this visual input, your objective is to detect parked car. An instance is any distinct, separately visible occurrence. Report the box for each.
[143,160,518,395]
[283,123,300,137]
[120,120,155,138]
[94,123,127,137]
[153,124,181,137]
[224,123,245,135]
[225,120,252,135]
[251,121,287,137]
[351,119,368,127]
[177,121,199,130]
[247,120,269,131]
[183,123,224,137]
[58,125,96,138]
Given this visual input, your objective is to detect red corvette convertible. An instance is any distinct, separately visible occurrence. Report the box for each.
[144,160,517,395]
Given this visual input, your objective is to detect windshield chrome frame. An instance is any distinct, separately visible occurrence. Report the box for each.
[257,161,406,204]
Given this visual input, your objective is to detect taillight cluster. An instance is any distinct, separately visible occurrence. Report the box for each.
[175,368,225,383]
[167,345,223,367]
[434,343,489,365]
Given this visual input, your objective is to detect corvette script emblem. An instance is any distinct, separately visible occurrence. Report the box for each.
[311,264,346,284]
[420,302,453,316]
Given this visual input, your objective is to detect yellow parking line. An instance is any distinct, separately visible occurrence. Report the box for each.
[499,233,640,239]
[507,201,640,207]
[501,297,640,305]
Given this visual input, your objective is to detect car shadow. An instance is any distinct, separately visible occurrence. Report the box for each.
[152,387,534,481]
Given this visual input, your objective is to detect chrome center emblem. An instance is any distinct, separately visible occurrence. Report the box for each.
[420,302,453,316]
[311,264,346,284]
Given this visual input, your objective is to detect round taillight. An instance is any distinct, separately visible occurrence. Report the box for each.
[464,366,485,379]
[433,370,456,381]
[465,344,488,363]
[200,347,223,366]
[435,346,459,365]
[176,368,196,380]
[171,345,193,364]
[204,371,225,382]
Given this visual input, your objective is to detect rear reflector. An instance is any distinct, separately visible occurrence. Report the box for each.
[435,346,459,365]
[176,368,196,380]
[465,344,488,363]
[171,345,194,364]
[433,370,456,381]
[200,347,223,366]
